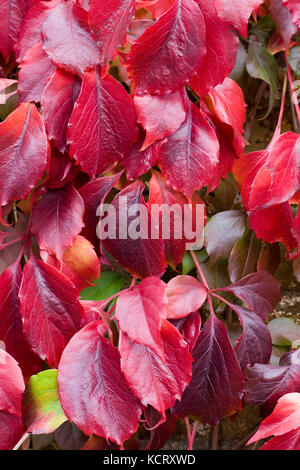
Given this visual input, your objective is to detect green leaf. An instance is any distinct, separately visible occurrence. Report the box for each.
[23,369,67,434]
[249,15,275,46]
[267,318,300,347]
[228,231,261,283]
[0,81,18,120]
[200,259,232,308]
[289,47,300,75]
[257,243,281,275]
[182,249,208,275]
[230,42,247,82]
[246,42,278,117]
[209,173,238,212]
[204,210,246,265]
[80,271,126,300]
[200,259,230,291]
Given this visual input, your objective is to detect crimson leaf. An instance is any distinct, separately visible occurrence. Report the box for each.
[19,254,83,367]
[115,277,167,360]
[102,180,166,278]
[127,0,206,95]
[157,100,219,197]
[68,68,138,177]
[119,320,193,418]
[41,1,100,76]
[0,102,48,207]
[88,0,135,68]
[41,69,81,153]
[58,320,142,446]
[31,185,85,260]
[172,312,244,424]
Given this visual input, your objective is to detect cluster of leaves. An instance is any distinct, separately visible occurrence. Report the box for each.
[0,0,300,451]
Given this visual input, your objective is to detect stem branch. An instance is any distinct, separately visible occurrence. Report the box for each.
[13,432,30,451]
[211,424,219,450]
[285,50,300,125]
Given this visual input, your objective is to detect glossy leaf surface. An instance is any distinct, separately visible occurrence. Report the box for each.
[58,321,142,445]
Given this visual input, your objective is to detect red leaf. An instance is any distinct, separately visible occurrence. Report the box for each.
[127,18,155,43]
[115,277,167,360]
[15,0,60,62]
[172,312,244,424]
[67,68,138,177]
[0,348,24,415]
[88,0,135,68]
[234,131,300,211]
[19,254,83,367]
[133,89,187,150]
[269,0,297,49]
[147,171,205,267]
[79,172,122,249]
[0,349,25,450]
[166,275,207,319]
[41,69,81,153]
[144,408,177,450]
[190,0,239,97]
[102,180,166,278]
[0,412,25,450]
[248,393,300,444]
[215,0,264,36]
[207,118,239,191]
[170,311,201,353]
[44,235,100,291]
[41,1,100,76]
[158,100,219,197]
[0,0,29,61]
[0,219,26,275]
[245,348,300,412]
[121,136,161,181]
[207,78,246,157]
[228,303,272,370]
[260,427,300,450]
[58,320,142,445]
[0,102,48,207]
[119,320,192,417]
[0,260,43,379]
[31,185,85,260]
[215,271,281,322]
[136,0,175,18]
[18,42,56,104]
[283,0,300,28]
[127,0,206,95]
[46,149,80,190]
[248,203,298,252]
[61,235,100,288]
[80,301,107,329]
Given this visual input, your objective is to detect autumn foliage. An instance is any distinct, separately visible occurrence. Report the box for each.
[0,0,300,451]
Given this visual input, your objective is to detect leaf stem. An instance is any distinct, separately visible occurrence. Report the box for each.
[190,250,215,317]
[13,432,30,451]
[185,418,198,450]
[284,50,300,125]
[276,73,288,133]
[185,417,192,450]
[190,420,198,450]
[211,423,219,450]
[189,251,209,289]
[0,236,24,250]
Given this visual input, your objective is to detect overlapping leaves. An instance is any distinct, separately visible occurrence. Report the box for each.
[0,0,298,451]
